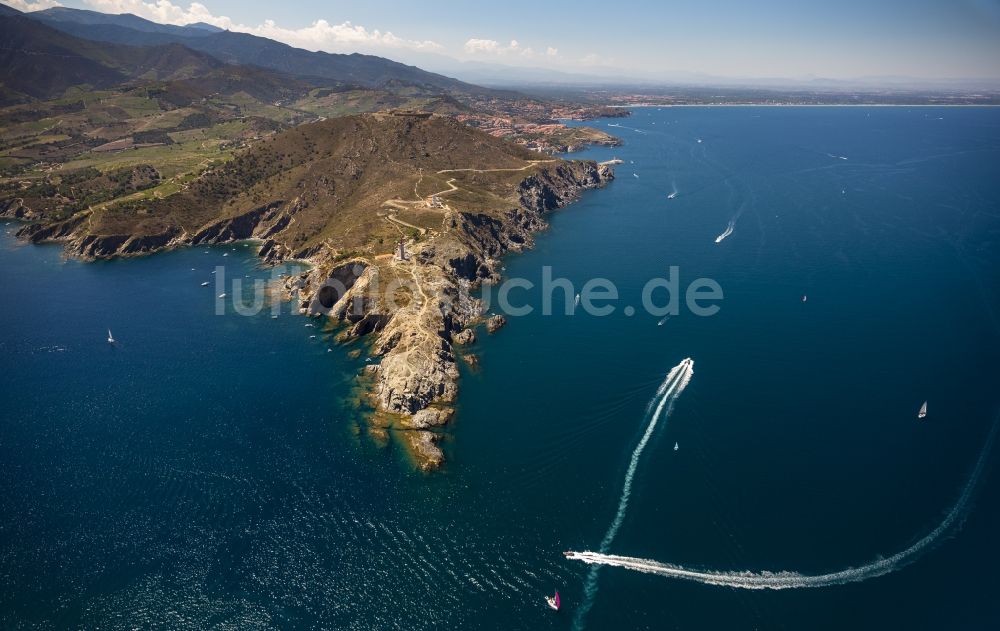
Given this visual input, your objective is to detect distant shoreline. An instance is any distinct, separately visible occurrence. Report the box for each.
[606,103,1000,108]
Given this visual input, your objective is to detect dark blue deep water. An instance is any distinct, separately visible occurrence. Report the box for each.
[2,107,999,629]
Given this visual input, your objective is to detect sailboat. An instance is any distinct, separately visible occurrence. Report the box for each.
[674,442,679,451]
[545,590,560,611]
[918,401,928,419]
[107,329,115,344]
[574,293,581,307]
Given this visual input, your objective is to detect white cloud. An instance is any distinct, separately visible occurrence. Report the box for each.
[463,38,540,58]
[6,0,62,11]
[546,47,558,57]
[463,38,501,54]
[83,0,443,52]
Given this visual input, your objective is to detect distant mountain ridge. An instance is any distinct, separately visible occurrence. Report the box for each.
[30,6,220,37]
[0,13,225,103]
[22,5,499,96]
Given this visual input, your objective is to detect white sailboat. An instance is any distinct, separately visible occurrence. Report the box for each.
[673,442,679,451]
[107,329,115,344]
[918,401,928,419]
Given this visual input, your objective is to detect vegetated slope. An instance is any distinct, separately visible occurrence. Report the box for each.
[25,113,540,257]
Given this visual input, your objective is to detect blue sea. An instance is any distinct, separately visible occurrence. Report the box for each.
[2,107,999,629]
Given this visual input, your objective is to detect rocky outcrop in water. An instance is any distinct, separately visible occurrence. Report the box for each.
[452,328,475,345]
[486,314,507,333]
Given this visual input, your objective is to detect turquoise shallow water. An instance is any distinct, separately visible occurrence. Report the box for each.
[2,107,999,629]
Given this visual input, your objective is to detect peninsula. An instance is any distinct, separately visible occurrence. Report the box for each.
[8,111,613,469]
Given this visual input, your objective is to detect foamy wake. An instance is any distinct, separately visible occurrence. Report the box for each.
[573,359,694,629]
[607,123,647,135]
[567,406,1000,591]
[714,221,735,243]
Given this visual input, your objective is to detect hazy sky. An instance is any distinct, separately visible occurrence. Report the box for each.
[11,0,1000,80]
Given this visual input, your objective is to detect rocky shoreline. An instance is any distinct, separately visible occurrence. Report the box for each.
[288,160,612,469]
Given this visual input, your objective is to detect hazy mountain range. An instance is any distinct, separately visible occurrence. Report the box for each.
[1,3,501,100]
[5,3,995,95]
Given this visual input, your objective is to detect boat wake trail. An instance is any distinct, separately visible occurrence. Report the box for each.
[714,221,735,243]
[567,407,1000,591]
[715,199,748,243]
[607,122,648,135]
[572,358,694,630]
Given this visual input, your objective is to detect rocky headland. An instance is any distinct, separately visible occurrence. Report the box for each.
[6,112,613,470]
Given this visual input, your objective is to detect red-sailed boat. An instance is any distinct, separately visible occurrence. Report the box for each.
[545,590,561,611]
